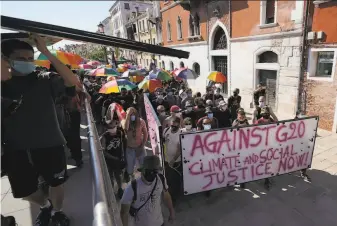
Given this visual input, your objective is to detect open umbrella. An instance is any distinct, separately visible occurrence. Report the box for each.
[121,70,140,78]
[149,69,171,81]
[89,68,119,77]
[35,50,82,69]
[107,76,116,82]
[173,67,195,80]
[105,102,126,122]
[87,61,101,66]
[79,64,93,69]
[130,75,145,83]
[138,78,162,93]
[207,71,227,83]
[99,79,137,94]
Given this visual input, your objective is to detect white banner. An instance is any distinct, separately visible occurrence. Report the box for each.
[180,117,319,195]
[144,93,164,167]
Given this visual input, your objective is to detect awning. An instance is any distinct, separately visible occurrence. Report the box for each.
[1,15,190,59]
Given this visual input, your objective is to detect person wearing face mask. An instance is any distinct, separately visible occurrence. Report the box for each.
[253,96,278,124]
[228,88,242,117]
[164,88,179,108]
[157,105,168,125]
[100,107,127,199]
[1,36,80,226]
[180,88,194,110]
[162,105,183,129]
[215,100,232,128]
[253,83,266,107]
[120,156,175,226]
[182,101,197,128]
[197,107,219,131]
[151,88,169,112]
[181,117,196,132]
[122,107,148,181]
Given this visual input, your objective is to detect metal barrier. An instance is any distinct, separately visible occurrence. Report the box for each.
[84,98,122,226]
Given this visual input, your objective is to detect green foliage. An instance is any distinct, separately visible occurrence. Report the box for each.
[85,48,106,61]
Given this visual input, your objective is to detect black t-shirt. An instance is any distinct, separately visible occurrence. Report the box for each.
[103,129,126,169]
[152,99,170,112]
[228,95,241,114]
[1,71,75,150]
[116,95,133,111]
[214,108,232,128]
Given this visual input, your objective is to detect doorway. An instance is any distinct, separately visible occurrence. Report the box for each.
[213,56,228,95]
[258,69,277,110]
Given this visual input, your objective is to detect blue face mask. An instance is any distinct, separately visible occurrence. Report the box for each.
[208,113,213,119]
[12,60,36,75]
[131,115,136,121]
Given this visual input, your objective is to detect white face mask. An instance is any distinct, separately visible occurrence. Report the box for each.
[203,124,211,130]
[220,106,227,111]
[259,102,265,108]
[107,127,117,134]
[186,107,193,112]
[185,125,192,130]
[157,95,163,99]
[160,112,166,116]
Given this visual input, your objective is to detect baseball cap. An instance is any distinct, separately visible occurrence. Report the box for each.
[170,105,180,113]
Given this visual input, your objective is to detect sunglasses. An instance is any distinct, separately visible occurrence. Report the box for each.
[144,169,159,174]
[185,123,192,126]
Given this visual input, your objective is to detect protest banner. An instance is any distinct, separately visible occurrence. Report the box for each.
[180,117,319,195]
[144,93,164,167]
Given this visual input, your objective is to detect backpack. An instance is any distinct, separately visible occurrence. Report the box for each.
[131,174,167,204]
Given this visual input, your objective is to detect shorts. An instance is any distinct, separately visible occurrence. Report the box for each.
[3,145,68,198]
[126,147,145,175]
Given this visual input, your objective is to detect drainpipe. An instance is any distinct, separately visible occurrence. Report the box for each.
[297,0,310,113]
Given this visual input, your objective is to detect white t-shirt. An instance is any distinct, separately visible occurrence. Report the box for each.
[121,175,168,226]
[163,127,181,163]
[181,128,196,133]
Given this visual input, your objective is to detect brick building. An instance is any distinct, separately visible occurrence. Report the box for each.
[160,0,208,91]
[302,0,337,132]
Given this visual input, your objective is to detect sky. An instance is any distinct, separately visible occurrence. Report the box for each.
[1,1,114,49]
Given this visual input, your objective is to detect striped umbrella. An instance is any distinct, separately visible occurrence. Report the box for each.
[34,50,82,69]
[149,69,171,81]
[138,78,162,93]
[89,68,119,77]
[99,79,137,94]
[130,75,145,83]
[173,67,195,80]
[207,71,227,83]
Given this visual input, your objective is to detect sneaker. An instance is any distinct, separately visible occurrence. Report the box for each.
[51,211,70,226]
[117,188,124,199]
[301,172,311,182]
[34,202,53,226]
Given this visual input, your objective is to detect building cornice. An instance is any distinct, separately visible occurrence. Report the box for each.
[160,2,179,13]
[230,29,302,42]
[164,41,207,48]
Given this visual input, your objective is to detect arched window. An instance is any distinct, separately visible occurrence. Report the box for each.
[167,21,172,41]
[180,61,185,68]
[177,16,182,39]
[189,14,195,36]
[193,62,200,76]
[194,13,200,35]
[162,61,165,70]
[170,61,174,71]
[213,28,227,50]
[258,51,278,63]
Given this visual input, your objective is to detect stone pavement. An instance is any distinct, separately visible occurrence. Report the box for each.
[1,128,337,226]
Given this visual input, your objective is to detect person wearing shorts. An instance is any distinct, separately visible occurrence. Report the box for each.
[122,107,148,181]
[1,36,79,226]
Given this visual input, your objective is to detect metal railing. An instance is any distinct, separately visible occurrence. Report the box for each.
[84,98,122,226]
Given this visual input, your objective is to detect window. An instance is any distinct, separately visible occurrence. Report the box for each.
[142,20,145,31]
[189,13,201,36]
[139,21,142,31]
[193,63,200,76]
[153,38,156,44]
[162,61,165,69]
[180,61,185,68]
[308,49,336,80]
[167,21,172,41]
[148,39,151,44]
[260,0,276,25]
[177,16,183,39]
[170,61,174,71]
[213,28,227,50]
[124,3,130,10]
[258,51,278,63]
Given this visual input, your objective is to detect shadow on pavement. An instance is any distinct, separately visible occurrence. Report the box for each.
[165,169,337,226]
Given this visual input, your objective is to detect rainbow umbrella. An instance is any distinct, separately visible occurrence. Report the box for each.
[121,70,142,78]
[138,78,162,93]
[130,75,145,83]
[207,71,227,83]
[35,50,82,69]
[99,79,137,94]
[107,76,116,82]
[89,68,119,77]
[173,67,195,80]
[149,69,171,81]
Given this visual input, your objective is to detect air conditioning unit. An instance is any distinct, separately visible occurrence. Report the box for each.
[317,31,325,40]
[307,31,316,40]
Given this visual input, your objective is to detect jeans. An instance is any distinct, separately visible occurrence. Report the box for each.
[126,147,145,175]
